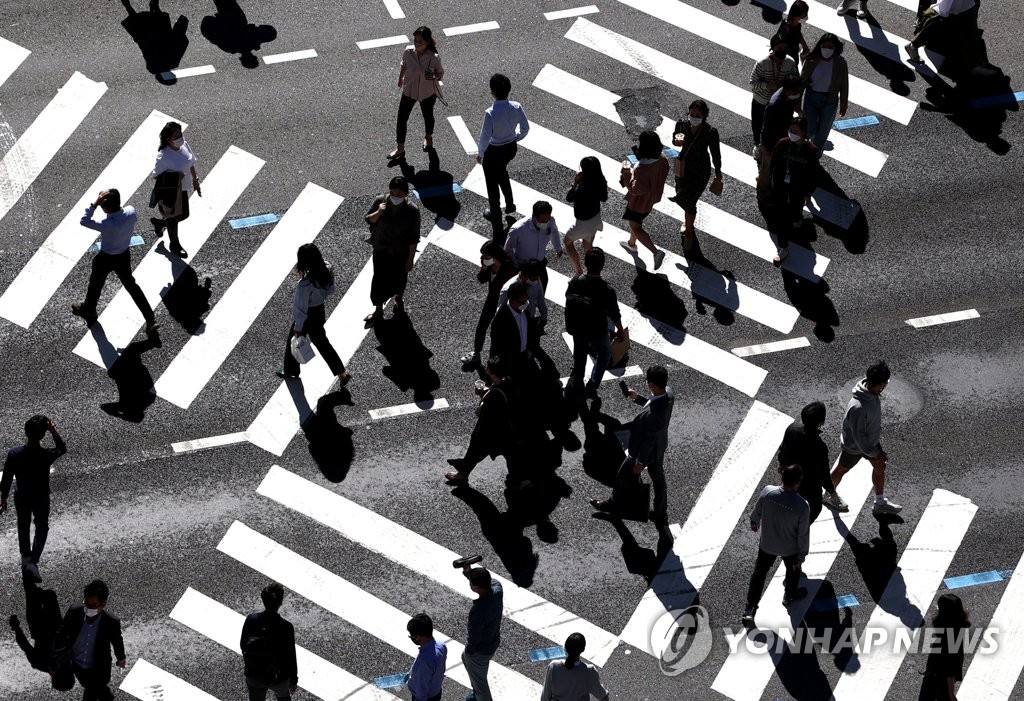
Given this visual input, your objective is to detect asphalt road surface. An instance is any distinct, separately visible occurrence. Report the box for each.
[1,1,1022,699]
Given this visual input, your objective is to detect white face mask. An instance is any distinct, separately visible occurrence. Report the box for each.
[85,607,100,618]
[798,17,807,23]
[820,47,834,59]
[481,257,494,267]
[389,195,405,206]
[534,219,549,231]
[689,115,703,126]
[171,137,184,148]
[788,131,803,142]
[788,93,801,100]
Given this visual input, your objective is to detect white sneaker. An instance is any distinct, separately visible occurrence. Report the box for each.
[619,240,638,254]
[905,43,923,63]
[873,500,903,515]
[823,493,850,513]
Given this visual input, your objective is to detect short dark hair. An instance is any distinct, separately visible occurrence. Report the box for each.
[520,258,543,280]
[646,365,668,389]
[485,355,506,377]
[507,280,529,302]
[771,33,789,51]
[467,567,492,589]
[800,401,826,427]
[261,582,285,611]
[584,247,605,274]
[490,73,512,100]
[813,33,844,57]
[781,464,803,486]
[388,176,409,193]
[103,189,121,210]
[564,632,586,668]
[84,579,110,604]
[866,361,891,386]
[790,116,809,135]
[480,240,507,262]
[407,612,433,638]
[24,415,48,441]
[532,201,553,218]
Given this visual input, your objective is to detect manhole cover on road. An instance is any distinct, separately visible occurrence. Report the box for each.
[838,374,924,425]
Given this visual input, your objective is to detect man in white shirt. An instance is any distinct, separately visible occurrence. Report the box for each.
[906,0,978,62]
[477,73,530,242]
[503,202,562,289]
[72,189,159,334]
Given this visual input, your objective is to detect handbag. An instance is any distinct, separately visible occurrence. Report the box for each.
[618,470,652,522]
[672,124,701,179]
[151,171,183,219]
[290,335,315,364]
[708,177,723,196]
[610,328,631,368]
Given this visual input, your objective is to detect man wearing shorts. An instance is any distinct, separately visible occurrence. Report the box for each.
[829,360,902,515]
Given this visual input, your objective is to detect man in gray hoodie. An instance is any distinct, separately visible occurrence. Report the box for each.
[830,361,902,515]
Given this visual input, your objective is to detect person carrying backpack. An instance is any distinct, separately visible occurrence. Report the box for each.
[240,582,298,701]
[565,248,626,400]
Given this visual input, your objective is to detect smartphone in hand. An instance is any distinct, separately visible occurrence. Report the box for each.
[619,380,630,397]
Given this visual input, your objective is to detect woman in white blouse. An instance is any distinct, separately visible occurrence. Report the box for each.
[150,121,202,258]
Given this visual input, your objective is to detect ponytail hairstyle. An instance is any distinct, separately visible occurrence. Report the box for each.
[295,243,334,289]
[564,633,586,669]
[413,26,438,54]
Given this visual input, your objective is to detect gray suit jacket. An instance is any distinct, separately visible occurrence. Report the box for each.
[626,386,674,467]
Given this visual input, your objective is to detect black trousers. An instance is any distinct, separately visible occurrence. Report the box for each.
[370,250,410,306]
[751,99,767,146]
[83,250,155,322]
[282,304,346,377]
[473,289,502,356]
[72,665,113,701]
[746,549,802,609]
[396,94,437,144]
[162,189,190,249]
[482,142,517,242]
[15,492,49,564]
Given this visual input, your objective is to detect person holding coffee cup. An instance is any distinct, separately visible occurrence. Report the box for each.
[389,26,444,160]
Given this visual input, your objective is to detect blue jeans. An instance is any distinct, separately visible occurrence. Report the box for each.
[803,90,839,151]
[571,333,612,389]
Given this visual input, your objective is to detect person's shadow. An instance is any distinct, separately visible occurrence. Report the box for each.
[682,257,738,327]
[578,396,627,487]
[780,269,839,342]
[120,0,190,85]
[398,150,463,223]
[9,570,62,674]
[631,270,688,330]
[451,485,540,587]
[301,391,356,483]
[101,336,162,422]
[809,164,870,255]
[373,313,441,402]
[159,250,212,334]
[200,0,277,68]
[845,517,922,627]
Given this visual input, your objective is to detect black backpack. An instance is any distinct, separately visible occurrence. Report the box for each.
[565,275,605,338]
[242,622,280,683]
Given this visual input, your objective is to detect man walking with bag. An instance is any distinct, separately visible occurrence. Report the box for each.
[240,582,298,701]
[590,365,674,527]
[564,248,626,400]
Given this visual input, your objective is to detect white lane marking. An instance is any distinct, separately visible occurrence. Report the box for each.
[462,164,801,333]
[259,465,623,665]
[170,587,400,700]
[0,111,183,329]
[245,229,439,456]
[560,332,643,387]
[382,0,406,19]
[357,35,409,50]
[905,308,980,328]
[368,398,450,420]
[0,72,107,222]
[566,17,888,178]
[72,146,265,368]
[218,521,545,699]
[152,183,343,409]
[958,549,1024,701]
[446,115,479,155]
[262,48,318,64]
[545,5,601,20]
[120,658,220,700]
[533,64,625,125]
[433,222,768,397]
[159,65,216,80]
[831,489,978,701]
[612,0,917,125]
[881,0,920,11]
[170,431,248,454]
[732,337,811,357]
[0,36,31,88]
[517,122,829,282]
[443,21,500,36]
[619,400,793,654]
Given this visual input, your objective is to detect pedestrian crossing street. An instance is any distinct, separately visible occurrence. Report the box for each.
[2,2,1023,698]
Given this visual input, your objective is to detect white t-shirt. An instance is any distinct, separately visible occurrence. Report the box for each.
[152,141,198,192]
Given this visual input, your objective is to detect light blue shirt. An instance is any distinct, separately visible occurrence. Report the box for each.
[80,205,137,255]
[477,100,530,154]
[71,615,101,669]
[292,275,336,332]
[504,216,562,264]
[408,639,447,700]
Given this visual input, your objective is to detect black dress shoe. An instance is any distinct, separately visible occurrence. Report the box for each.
[150,217,166,234]
[170,245,188,258]
[504,203,516,214]
[590,498,614,513]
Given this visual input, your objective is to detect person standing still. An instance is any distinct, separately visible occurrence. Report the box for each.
[741,465,810,624]
[406,613,446,701]
[150,121,201,258]
[831,360,902,515]
[389,26,444,160]
[240,582,298,701]
[540,633,610,701]
[776,401,845,521]
[51,579,127,701]
[462,566,503,701]
[1,415,66,583]
[365,176,421,326]
[71,189,160,334]
[800,34,849,152]
[477,73,530,241]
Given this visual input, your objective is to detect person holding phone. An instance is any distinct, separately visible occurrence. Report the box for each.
[389,26,444,160]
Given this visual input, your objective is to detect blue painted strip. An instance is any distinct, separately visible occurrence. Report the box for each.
[373,673,407,689]
[945,570,1005,589]
[412,183,463,199]
[626,147,680,166]
[969,91,1024,109]
[808,594,860,612]
[87,235,145,254]
[228,213,280,229]
[528,646,567,662]
[834,115,880,130]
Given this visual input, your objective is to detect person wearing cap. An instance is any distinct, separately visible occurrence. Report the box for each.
[364,176,421,326]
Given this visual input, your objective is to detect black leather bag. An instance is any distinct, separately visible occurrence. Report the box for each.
[618,471,651,522]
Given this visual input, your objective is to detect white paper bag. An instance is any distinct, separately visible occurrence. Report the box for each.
[290,335,315,364]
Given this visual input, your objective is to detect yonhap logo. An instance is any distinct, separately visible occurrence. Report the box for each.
[651,606,714,675]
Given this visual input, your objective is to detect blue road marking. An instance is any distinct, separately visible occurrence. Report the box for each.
[626,147,680,166]
[944,570,1007,589]
[412,183,463,199]
[228,213,280,229]
[969,91,1024,109]
[87,235,145,254]
[529,646,567,662]
[808,594,860,612]
[373,673,407,689]
[834,115,880,130]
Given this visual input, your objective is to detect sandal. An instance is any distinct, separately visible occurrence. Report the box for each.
[387,148,405,160]
[338,372,351,386]
[364,310,383,327]
[422,136,433,151]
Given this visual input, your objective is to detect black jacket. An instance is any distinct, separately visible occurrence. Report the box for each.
[52,605,126,683]
[777,422,833,501]
[471,377,519,459]
[624,388,674,467]
[489,302,535,372]
[240,610,298,685]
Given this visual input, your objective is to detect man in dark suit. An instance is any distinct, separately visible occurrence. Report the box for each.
[591,365,674,526]
[51,579,126,701]
[489,280,533,378]
[240,581,298,700]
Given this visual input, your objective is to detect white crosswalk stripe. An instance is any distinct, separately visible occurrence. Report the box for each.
[120,658,221,701]
[0,36,30,89]
[0,110,183,328]
[152,182,343,409]
[72,146,266,368]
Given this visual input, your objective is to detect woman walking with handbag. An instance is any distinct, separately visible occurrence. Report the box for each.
[276,243,351,385]
[671,100,723,255]
[800,34,849,152]
[388,26,444,160]
[150,121,201,258]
